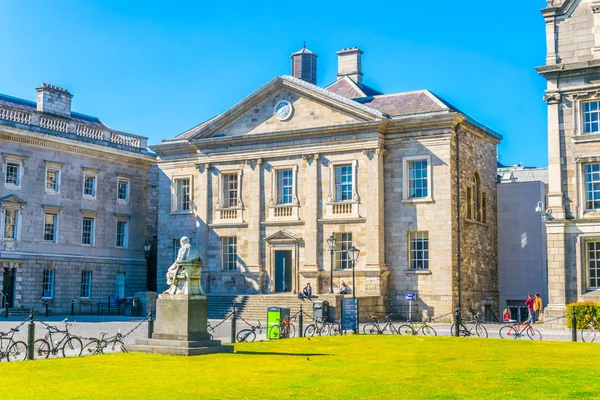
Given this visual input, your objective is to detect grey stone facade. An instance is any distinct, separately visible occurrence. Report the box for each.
[152,47,502,321]
[0,84,156,314]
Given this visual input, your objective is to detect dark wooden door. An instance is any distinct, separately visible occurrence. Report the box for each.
[274,251,292,293]
[2,268,15,308]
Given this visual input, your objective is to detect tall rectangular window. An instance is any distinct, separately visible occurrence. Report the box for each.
[175,178,190,211]
[3,209,18,240]
[277,169,293,204]
[116,220,128,248]
[335,233,353,270]
[45,169,60,193]
[222,174,238,208]
[80,270,92,298]
[408,160,428,198]
[221,236,237,271]
[335,165,353,201]
[585,163,600,210]
[42,269,55,299]
[115,272,125,298]
[117,179,129,202]
[44,214,57,243]
[5,163,20,186]
[583,101,600,134]
[82,217,95,246]
[83,174,97,198]
[409,231,429,270]
[589,242,600,289]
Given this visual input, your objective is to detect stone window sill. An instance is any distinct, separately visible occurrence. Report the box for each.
[170,210,193,215]
[401,198,434,204]
[573,133,600,143]
[406,269,431,275]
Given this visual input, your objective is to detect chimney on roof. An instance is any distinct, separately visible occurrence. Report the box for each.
[36,83,72,118]
[336,47,363,84]
[290,43,318,85]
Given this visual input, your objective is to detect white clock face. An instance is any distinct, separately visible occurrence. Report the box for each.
[274,100,293,121]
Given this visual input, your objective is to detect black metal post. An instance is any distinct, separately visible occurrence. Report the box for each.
[71,300,75,316]
[4,295,8,318]
[352,261,356,300]
[455,306,461,338]
[27,308,35,360]
[571,310,577,342]
[299,304,304,338]
[329,249,334,294]
[355,298,359,335]
[231,307,237,344]
[147,311,154,339]
[45,301,49,317]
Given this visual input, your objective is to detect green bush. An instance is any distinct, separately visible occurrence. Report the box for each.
[566,302,598,329]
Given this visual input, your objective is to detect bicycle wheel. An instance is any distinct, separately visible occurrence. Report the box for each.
[499,325,518,339]
[62,337,83,357]
[450,323,467,337]
[7,341,27,361]
[304,324,316,337]
[82,339,102,356]
[330,322,342,336]
[33,339,51,359]
[319,324,332,336]
[268,325,280,339]
[362,323,379,334]
[236,329,255,343]
[397,324,416,335]
[582,326,596,343]
[475,324,488,338]
[288,324,296,338]
[104,339,127,354]
[527,327,542,340]
[420,324,437,336]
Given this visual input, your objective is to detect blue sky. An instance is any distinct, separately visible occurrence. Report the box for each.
[1,1,549,167]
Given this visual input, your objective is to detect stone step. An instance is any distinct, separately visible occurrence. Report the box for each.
[129,343,234,356]
[135,339,222,348]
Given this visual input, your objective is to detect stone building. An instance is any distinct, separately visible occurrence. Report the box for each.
[0,83,156,314]
[152,47,501,320]
[538,0,600,323]
[497,163,548,321]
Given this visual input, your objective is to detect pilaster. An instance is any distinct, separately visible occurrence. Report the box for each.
[302,153,319,269]
[363,146,387,270]
[246,158,262,270]
[545,93,565,220]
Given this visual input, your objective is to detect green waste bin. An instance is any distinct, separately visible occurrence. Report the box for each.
[267,306,290,339]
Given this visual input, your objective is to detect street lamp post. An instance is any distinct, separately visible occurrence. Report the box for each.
[144,240,152,291]
[327,235,336,294]
[347,246,360,299]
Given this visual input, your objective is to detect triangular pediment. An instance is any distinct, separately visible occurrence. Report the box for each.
[0,195,27,205]
[181,76,386,141]
[264,229,301,242]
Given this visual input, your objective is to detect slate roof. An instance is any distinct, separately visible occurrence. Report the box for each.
[354,91,450,117]
[325,77,383,99]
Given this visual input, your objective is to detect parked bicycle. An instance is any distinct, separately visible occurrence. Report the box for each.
[304,318,330,337]
[450,309,488,338]
[397,320,437,336]
[581,317,597,343]
[268,316,296,339]
[0,328,27,362]
[236,321,263,343]
[34,319,83,359]
[82,331,127,355]
[363,314,399,335]
[499,320,542,340]
[328,320,342,336]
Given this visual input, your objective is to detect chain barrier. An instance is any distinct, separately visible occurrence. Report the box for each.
[208,310,234,334]
[542,314,567,324]
[0,317,29,337]
[431,311,453,323]
[121,319,147,339]
[302,310,314,322]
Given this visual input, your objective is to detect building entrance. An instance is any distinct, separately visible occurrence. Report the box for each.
[274,250,292,293]
[2,268,15,308]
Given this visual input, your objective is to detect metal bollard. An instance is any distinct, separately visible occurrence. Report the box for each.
[148,311,154,339]
[27,308,35,360]
[299,304,303,338]
[571,310,577,342]
[45,301,49,317]
[231,307,237,344]
[454,306,461,338]
[71,300,75,316]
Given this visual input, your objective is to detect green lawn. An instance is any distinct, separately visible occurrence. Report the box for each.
[0,336,598,399]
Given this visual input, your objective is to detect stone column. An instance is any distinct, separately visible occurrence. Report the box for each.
[302,154,319,270]
[246,158,262,292]
[545,222,567,321]
[196,163,210,292]
[545,93,564,220]
[364,146,386,269]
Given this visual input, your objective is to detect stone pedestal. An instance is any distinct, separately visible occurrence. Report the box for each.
[130,294,233,356]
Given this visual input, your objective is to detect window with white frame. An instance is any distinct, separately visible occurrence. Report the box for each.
[116,220,128,248]
[117,178,130,202]
[115,272,125,298]
[82,216,95,246]
[42,269,55,299]
[335,233,353,270]
[80,270,92,298]
[83,172,97,198]
[222,174,238,208]
[221,236,237,271]
[588,241,600,289]
[277,169,293,204]
[174,178,191,211]
[3,208,18,240]
[45,168,60,193]
[583,101,600,134]
[335,165,353,201]
[584,163,600,210]
[409,231,429,269]
[44,213,57,243]
[408,159,429,198]
[5,162,20,187]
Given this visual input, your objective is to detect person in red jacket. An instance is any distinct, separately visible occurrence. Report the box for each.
[525,294,535,323]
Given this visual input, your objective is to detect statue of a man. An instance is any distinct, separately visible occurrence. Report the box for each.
[165,236,200,293]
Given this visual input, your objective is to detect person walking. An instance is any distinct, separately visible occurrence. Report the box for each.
[525,294,535,323]
[534,293,543,323]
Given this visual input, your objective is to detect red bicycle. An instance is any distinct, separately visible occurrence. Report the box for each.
[499,320,542,340]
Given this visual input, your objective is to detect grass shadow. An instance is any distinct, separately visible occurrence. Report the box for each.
[234,351,330,357]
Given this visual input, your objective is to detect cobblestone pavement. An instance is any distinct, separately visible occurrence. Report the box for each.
[0,316,593,362]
